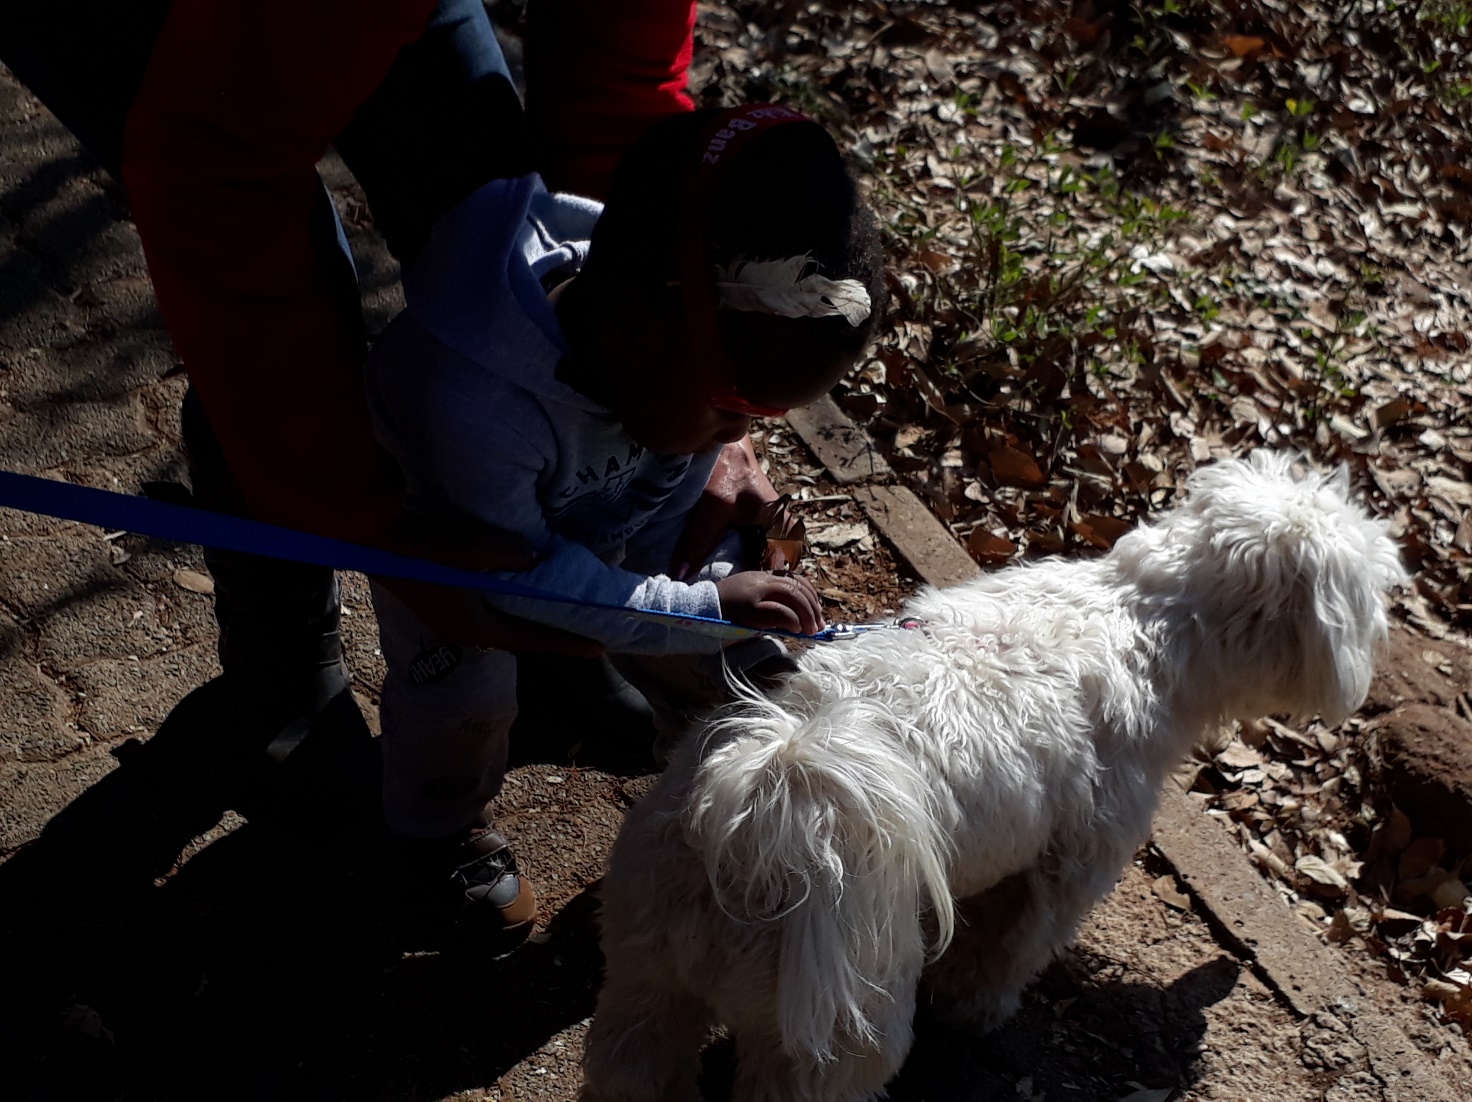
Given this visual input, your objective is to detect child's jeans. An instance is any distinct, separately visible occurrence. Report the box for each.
[370,581,790,838]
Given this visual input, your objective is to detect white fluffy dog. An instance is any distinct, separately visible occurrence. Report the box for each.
[581,452,1407,1102]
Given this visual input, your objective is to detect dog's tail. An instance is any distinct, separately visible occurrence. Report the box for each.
[684,687,954,1060]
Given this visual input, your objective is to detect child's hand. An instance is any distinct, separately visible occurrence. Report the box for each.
[716,571,826,636]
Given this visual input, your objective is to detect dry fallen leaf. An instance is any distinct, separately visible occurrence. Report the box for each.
[1152,874,1191,911]
[173,569,215,596]
[1326,909,1360,944]
[1216,741,1265,770]
[1296,854,1350,891]
[1372,396,1414,429]
[967,529,1018,565]
[1221,34,1266,57]
[1455,511,1472,554]
[1073,513,1134,549]
[988,444,1046,489]
[1374,907,1426,936]
[1237,718,1271,749]
[1195,722,1236,758]
[1426,476,1472,508]
[809,523,868,550]
[1249,839,1289,877]
[754,496,807,576]
[1423,978,1472,1027]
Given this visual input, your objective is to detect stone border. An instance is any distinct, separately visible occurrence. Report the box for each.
[1154,793,1458,1102]
[783,399,1463,1101]
[787,396,980,589]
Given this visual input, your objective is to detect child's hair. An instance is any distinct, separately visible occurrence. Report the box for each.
[580,108,886,365]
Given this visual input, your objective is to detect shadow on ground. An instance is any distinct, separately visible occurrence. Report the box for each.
[0,671,644,1102]
[889,955,1237,1101]
[2,670,1233,1102]
[688,957,1234,1102]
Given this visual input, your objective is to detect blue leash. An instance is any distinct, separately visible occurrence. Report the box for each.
[0,470,862,643]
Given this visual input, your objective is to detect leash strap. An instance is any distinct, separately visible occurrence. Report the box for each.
[0,469,770,643]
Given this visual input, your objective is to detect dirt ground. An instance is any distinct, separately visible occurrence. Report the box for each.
[3,17,1472,1102]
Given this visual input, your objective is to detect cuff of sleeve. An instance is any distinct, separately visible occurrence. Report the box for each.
[669,577,722,622]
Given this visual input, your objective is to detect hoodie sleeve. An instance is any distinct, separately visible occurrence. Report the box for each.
[367,317,728,655]
[619,446,726,577]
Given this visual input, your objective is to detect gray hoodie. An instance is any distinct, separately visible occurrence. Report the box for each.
[366,174,726,654]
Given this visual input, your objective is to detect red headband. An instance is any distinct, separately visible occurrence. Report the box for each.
[678,104,821,418]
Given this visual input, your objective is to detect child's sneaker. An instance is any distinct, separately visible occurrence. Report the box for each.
[447,827,537,927]
[393,826,537,954]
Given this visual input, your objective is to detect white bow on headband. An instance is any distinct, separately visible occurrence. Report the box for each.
[712,254,872,327]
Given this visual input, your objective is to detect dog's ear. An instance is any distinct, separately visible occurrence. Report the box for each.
[1201,453,1407,720]
[1157,452,1408,724]
[1289,491,1407,722]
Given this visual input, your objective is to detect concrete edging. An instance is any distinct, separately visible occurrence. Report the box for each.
[1153,793,1458,1102]
[786,396,979,589]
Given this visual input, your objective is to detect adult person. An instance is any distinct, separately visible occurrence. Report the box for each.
[0,0,780,935]
[0,0,783,753]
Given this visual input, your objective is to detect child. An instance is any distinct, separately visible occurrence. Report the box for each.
[365,104,885,945]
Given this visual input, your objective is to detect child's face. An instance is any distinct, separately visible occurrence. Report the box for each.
[600,305,856,454]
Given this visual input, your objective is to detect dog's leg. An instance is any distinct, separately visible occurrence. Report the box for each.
[924,863,1095,1034]
[581,978,710,1102]
[728,988,916,1102]
[730,1035,909,1102]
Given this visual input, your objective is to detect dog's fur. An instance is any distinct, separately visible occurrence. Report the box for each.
[581,452,1408,1102]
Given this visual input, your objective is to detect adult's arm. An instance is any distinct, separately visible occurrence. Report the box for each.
[122,0,439,541]
[672,436,780,581]
[524,0,698,199]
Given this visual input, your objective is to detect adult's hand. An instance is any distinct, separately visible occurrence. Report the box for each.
[672,435,777,580]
